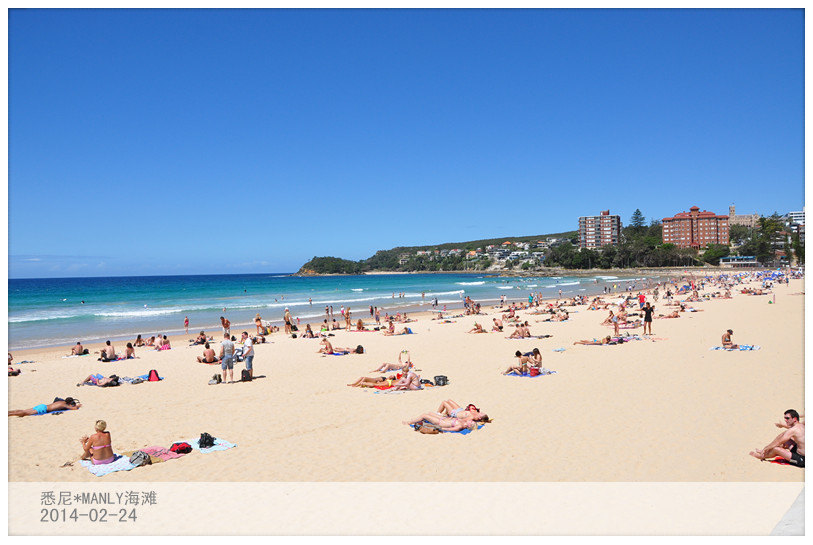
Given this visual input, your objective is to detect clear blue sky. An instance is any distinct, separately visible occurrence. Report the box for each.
[8,8,805,278]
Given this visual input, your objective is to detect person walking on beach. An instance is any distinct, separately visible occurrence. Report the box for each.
[219,333,235,383]
[750,409,805,467]
[240,331,254,379]
[184,316,189,334]
[375,307,380,326]
[220,316,230,336]
[642,302,654,335]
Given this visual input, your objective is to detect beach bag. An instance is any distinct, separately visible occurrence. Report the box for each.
[420,379,435,386]
[355,345,364,354]
[241,369,252,382]
[147,369,160,382]
[291,333,297,338]
[129,451,151,467]
[413,423,440,434]
[529,368,540,377]
[169,442,192,454]
[198,432,216,449]
[434,375,449,386]
[291,324,299,332]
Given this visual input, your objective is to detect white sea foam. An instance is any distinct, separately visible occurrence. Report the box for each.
[456,281,485,286]
[556,281,580,286]
[95,308,185,318]
[351,288,364,292]
[496,286,513,290]
[9,312,81,323]
[595,275,619,280]
[526,284,538,288]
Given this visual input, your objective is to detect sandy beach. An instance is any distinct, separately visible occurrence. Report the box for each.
[7,274,804,483]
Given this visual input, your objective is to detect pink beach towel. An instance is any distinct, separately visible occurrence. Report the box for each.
[141,446,187,461]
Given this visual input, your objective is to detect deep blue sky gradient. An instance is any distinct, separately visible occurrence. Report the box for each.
[8,8,805,278]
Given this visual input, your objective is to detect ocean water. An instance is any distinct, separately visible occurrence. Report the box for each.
[7,272,654,349]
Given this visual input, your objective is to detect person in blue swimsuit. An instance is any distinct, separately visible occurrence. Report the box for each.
[8,397,82,417]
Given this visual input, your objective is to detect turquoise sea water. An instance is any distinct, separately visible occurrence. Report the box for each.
[7,272,655,349]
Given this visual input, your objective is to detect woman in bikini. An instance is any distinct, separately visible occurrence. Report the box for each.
[573,335,614,346]
[255,314,264,335]
[437,400,489,422]
[402,412,477,432]
[80,420,114,465]
[124,342,135,359]
[347,375,398,388]
[391,367,422,390]
[371,350,412,373]
[502,351,532,375]
[468,322,486,334]
[133,334,145,347]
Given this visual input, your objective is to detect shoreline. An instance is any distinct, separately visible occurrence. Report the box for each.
[8,274,668,353]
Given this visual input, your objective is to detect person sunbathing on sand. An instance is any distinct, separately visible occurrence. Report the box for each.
[507,324,525,339]
[123,343,135,359]
[503,351,532,375]
[317,338,335,354]
[134,335,145,347]
[77,374,118,387]
[492,318,503,331]
[190,331,208,345]
[9,397,81,417]
[347,375,397,388]
[437,400,489,422]
[98,340,117,362]
[371,350,413,373]
[722,329,738,349]
[391,367,422,390]
[302,324,316,338]
[468,322,487,334]
[402,412,477,432]
[356,319,367,331]
[145,336,156,347]
[573,336,613,346]
[750,409,805,467]
[383,326,411,336]
[9,366,21,376]
[197,342,218,363]
[80,420,115,466]
[71,342,86,356]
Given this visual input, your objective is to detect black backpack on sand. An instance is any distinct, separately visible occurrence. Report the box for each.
[241,369,252,382]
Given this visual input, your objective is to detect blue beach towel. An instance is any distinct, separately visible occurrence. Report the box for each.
[447,424,484,435]
[187,437,237,453]
[553,348,566,352]
[709,345,761,351]
[80,454,136,477]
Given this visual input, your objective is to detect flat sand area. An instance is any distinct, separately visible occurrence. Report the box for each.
[8,277,805,482]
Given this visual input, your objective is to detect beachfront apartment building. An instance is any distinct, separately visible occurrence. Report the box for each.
[662,206,729,249]
[728,204,760,228]
[578,210,622,249]
[787,209,805,225]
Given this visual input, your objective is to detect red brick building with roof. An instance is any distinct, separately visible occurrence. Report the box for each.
[662,206,729,249]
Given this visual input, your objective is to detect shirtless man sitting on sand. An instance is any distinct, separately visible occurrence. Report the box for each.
[749,409,805,467]
[71,342,86,356]
[492,318,503,331]
[197,342,218,363]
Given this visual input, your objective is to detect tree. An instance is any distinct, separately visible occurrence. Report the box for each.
[728,224,754,247]
[702,244,730,265]
[630,209,646,228]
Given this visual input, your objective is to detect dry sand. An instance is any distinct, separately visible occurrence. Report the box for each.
[7,276,805,483]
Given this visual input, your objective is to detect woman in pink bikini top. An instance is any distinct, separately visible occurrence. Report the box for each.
[80,420,114,465]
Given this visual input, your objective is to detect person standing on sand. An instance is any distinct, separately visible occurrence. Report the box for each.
[750,410,805,467]
[283,308,292,335]
[375,307,381,326]
[184,316,189,334]
[240,331,254,378]
[345,307,352,331]
[220,316,230,336]
[642,302,654,335]
[219,333,235,383]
